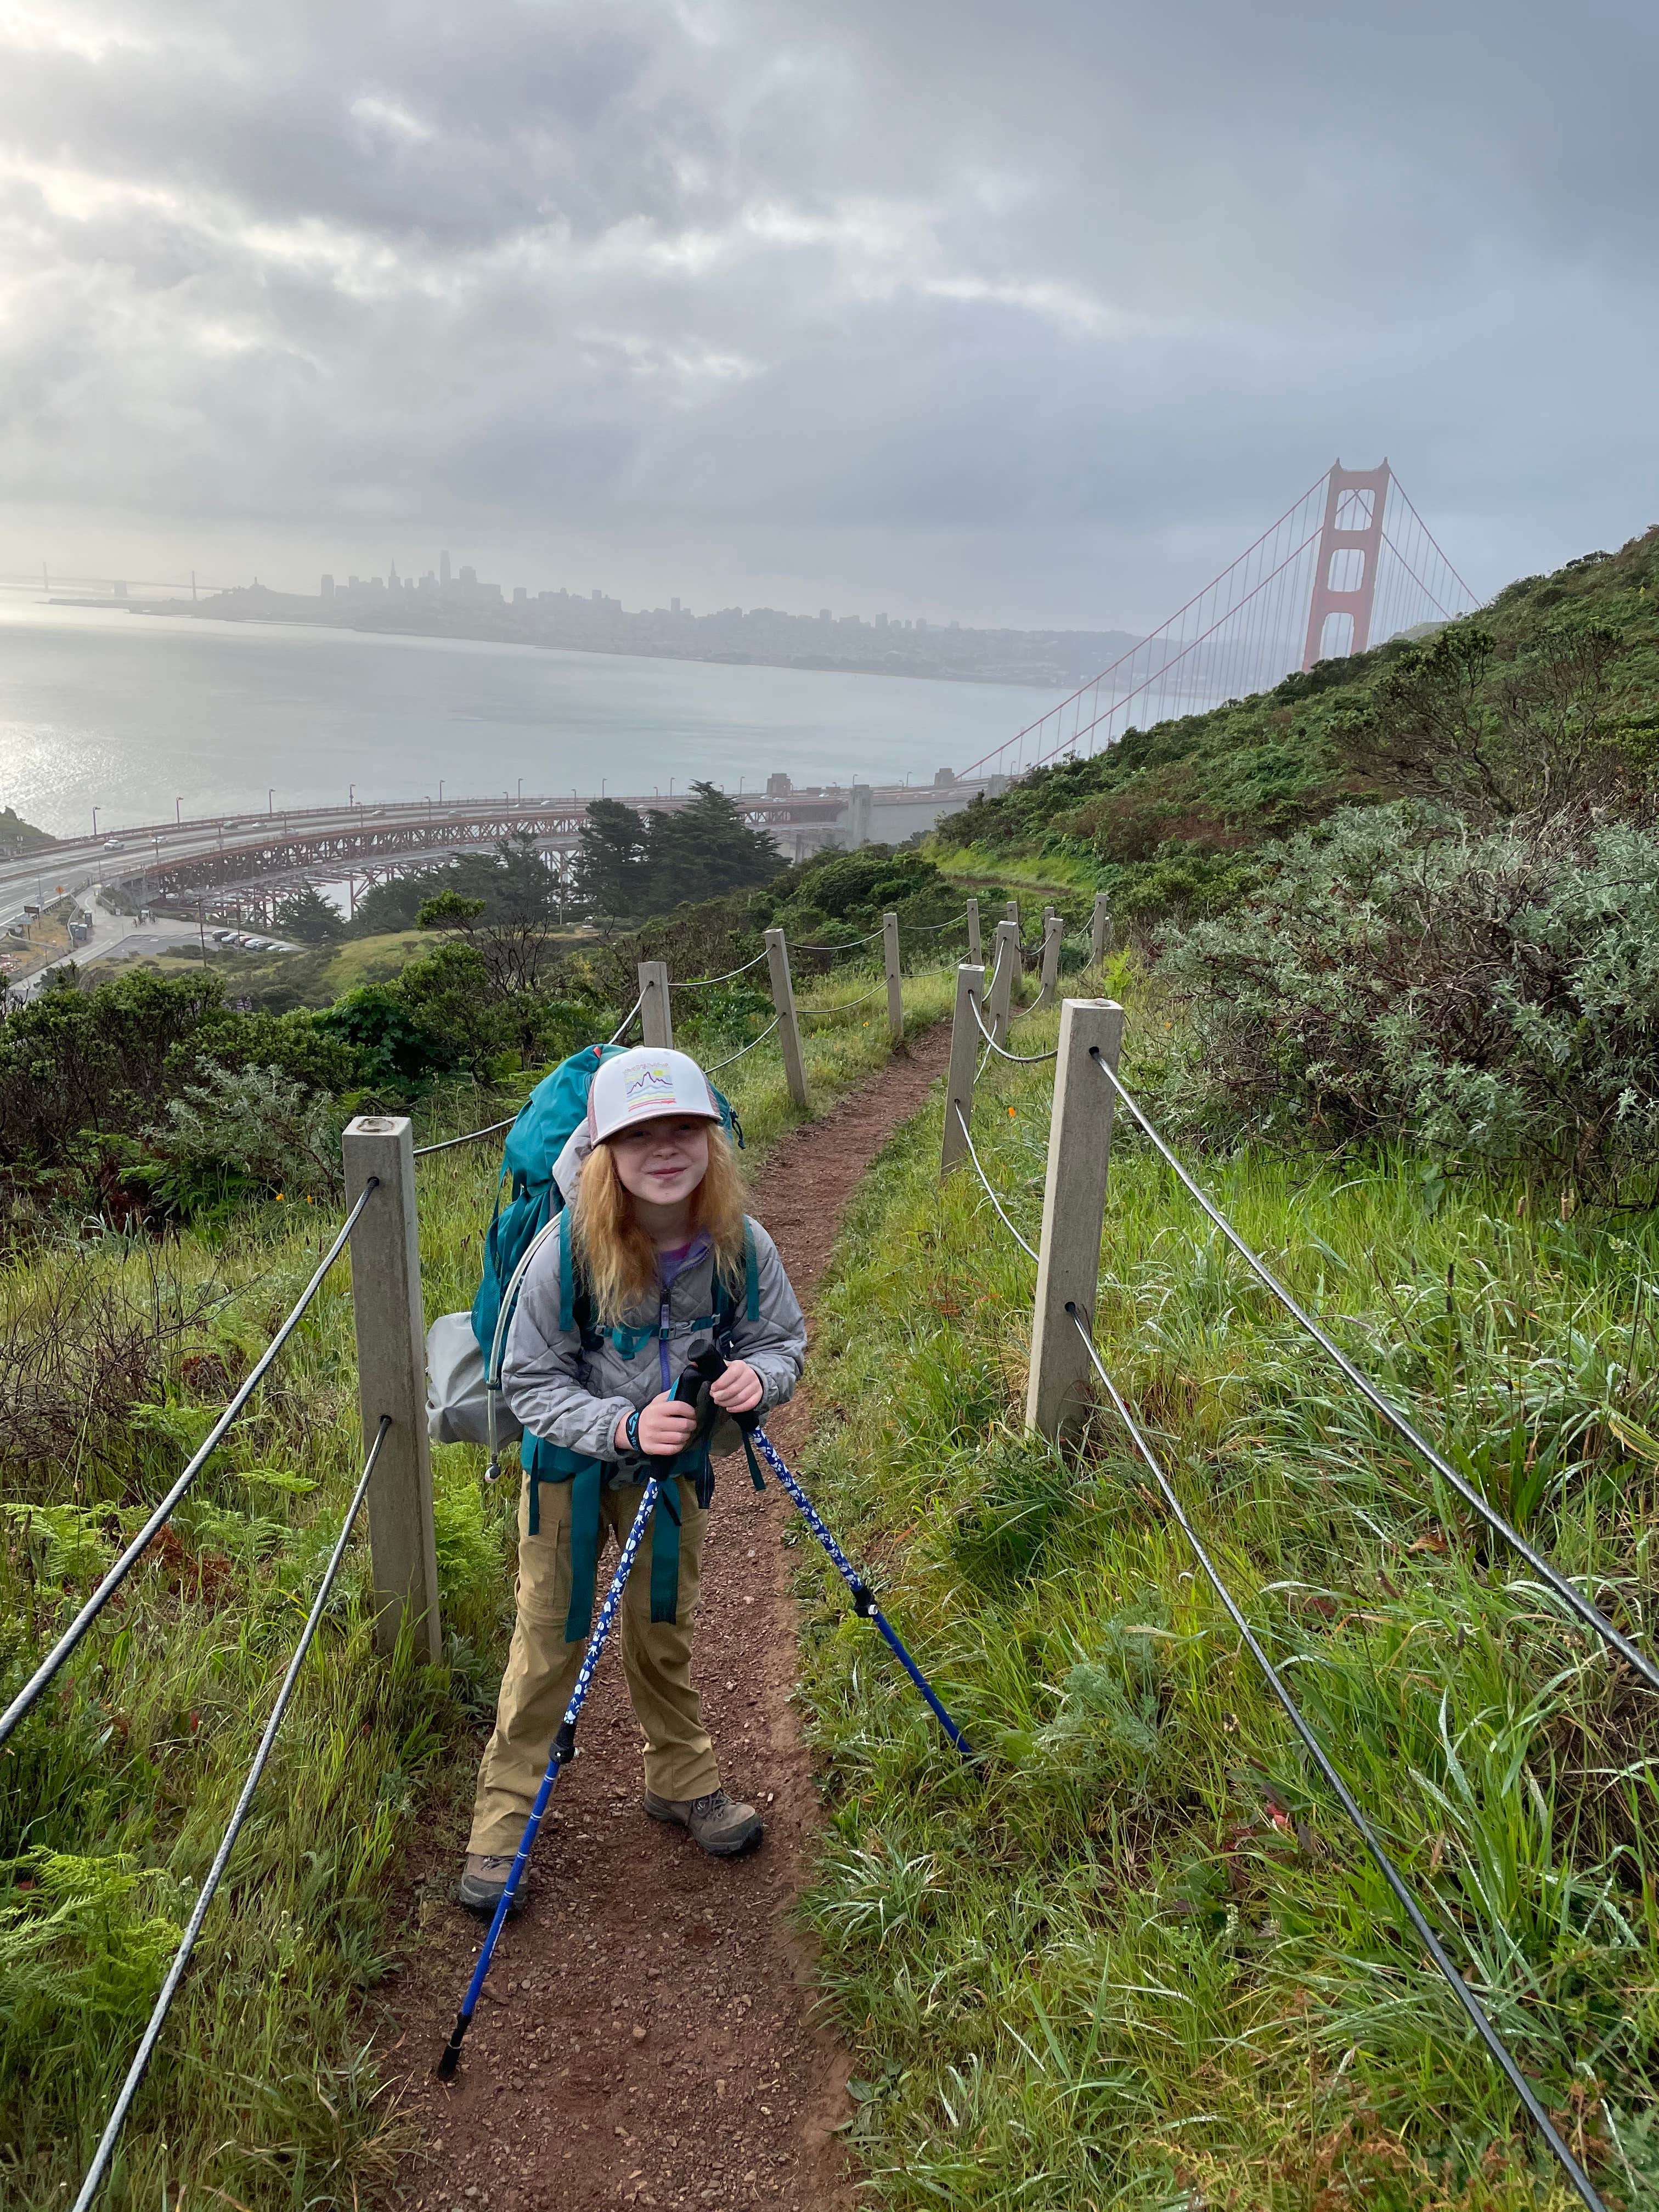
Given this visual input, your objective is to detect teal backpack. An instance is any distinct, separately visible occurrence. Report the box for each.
[470,1042,755,1643]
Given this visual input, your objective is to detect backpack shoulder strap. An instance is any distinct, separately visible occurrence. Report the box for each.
[557,1206,575,1335]
[556,1201,601,1341]
[716,1218,761,1333]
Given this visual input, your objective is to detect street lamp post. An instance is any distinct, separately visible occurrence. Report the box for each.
[175,797,183,825]
[268,788,275,814]
[92,806,100,838]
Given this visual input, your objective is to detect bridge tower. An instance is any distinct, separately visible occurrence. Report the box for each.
[1301,459,1390,669]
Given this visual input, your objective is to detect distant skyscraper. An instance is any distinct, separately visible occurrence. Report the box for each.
[388,557,400,588]
[439,550,451,587]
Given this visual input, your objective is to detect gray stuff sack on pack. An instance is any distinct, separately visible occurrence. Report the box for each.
[426,1311,523,1448]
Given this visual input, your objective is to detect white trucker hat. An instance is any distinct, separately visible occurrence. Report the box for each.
[586,1046,723,1146]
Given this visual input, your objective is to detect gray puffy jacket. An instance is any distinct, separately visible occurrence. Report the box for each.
[503,1215,806,1479]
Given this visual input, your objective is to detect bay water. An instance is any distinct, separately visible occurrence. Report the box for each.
[0,599,1059,838]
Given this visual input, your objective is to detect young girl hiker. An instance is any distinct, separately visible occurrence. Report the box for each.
[460,1046,807,1915]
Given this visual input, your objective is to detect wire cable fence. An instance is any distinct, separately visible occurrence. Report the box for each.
[951,1103,1039,1261]
[795,922,888,952]
[1088,1048,1659,1695]
[797,980,887,1020]
[968,992,1058,1064]
[900,909,971,938]
[414,1112,520,1159]
[703,1015,781,1074]
[0,1178,380,1753]
[414,988,648,1160]
[667,950,770,990]
[70,1416,395,2212]
[413,932,949,1168]
[1061,1307,1610,2212]
[944,1032,1615,2210]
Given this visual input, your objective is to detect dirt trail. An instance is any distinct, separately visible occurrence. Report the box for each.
[385,1025,952,2212]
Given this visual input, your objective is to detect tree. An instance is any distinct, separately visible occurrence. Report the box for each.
[346,868,460,935]
[276,884,346,944]
[489,830,560,925]
[1349,620,1627,822]
[417,889,488,932]
[644,781,785,909]
[392,941,509,1079]
[573,799,649,916]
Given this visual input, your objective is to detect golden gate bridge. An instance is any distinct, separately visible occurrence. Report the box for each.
[959,458,1478,782]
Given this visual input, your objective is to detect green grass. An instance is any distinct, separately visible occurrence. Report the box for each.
[792,974,1659,2211]
[0,961,958,2212]
[933,840,1104,900]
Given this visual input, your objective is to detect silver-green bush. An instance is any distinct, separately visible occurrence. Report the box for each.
[1160,803,1659,1184]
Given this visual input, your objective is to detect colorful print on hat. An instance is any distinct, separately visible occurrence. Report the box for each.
[586,1046,723,1146]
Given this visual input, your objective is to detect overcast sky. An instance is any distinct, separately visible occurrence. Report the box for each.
[0,0,1652,629]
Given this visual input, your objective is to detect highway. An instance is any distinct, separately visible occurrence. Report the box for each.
[1,776,990,940]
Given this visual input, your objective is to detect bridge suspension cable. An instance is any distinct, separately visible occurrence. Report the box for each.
[958,462,1480,785]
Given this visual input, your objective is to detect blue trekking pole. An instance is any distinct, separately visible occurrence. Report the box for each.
[437,1476,660,2081]
[679,1346,975,1764]
[746,1423,977,1764]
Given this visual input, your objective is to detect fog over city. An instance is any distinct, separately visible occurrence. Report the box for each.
[1,0,1653,629]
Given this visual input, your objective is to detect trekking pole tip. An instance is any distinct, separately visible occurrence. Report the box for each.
[436,2015,469,2081]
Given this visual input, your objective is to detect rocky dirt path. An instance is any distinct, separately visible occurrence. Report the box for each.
[384,1024,952,2212]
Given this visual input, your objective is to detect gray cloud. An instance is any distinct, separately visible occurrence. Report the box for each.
[0,0,1653,625]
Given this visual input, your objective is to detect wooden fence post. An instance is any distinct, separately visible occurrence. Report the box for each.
[1090,893,1113,969]
[965,898,981,964]
[1005,897,1020,931]
[341,1116,443,1662]
[1025,999,1124,1441]
[940,964,985,1178]
[882,911,904,1045]
[1038,912,1063,1006]
[638,960,673,1047]
[764,928,810,1111]
[988,918,1019,1046]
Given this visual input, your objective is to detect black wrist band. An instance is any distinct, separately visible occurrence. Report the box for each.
[625,1408,642,1454]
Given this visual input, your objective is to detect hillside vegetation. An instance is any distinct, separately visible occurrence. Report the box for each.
[777,525,1659,2208]
[0,945,961,2211]
[942,525,1659,934]
[0,842,1028,1243]
[794,974,1658,2210]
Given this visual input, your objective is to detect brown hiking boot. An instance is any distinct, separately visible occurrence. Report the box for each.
[643,1786,764,1857]
[457,1852,528,1916]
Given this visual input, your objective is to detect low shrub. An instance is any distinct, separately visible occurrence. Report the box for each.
[1159,802,1659,1186]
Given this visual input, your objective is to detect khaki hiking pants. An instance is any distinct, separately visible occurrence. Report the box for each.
[467,1471,718,1855]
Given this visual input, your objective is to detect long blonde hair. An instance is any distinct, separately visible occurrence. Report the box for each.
[573,1124,747,1327]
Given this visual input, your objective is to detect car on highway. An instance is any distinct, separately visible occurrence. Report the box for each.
[103,838,126,851]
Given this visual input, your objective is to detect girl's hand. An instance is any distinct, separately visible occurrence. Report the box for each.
[618,1392,700,1458]
[708,1359,763,1415]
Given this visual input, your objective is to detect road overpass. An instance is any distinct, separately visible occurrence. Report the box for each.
[2,777,1000,934]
